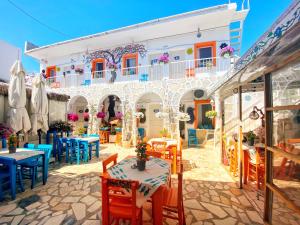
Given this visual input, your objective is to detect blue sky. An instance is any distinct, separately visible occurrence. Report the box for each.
[0,0,293,72]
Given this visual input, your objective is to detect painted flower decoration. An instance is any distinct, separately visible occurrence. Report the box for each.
[115,111,123,119]
[175,112,190,122]
[97,112,106,119]
[274,27,283,38]
[158,53,170,64]
[134,112,144,119]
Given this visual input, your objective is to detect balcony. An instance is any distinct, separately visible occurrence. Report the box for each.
[46,57,233,89]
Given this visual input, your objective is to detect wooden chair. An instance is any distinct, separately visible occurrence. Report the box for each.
[101,176,142,225]
[247,146,265,190]
[102,154,118,174]
[229,141,238,176]
[146,150,163,159]
[162,163,186,225]
[152,141,168,158]
[115,133,122,146]
[100,130,109,144]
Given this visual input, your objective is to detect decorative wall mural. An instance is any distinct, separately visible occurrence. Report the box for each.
[186,107,194,124]
[85,44,147,82]
[85,44,147,65]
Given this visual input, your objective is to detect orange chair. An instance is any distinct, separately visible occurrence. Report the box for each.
[146,150,163,159]
[115,133,122,146]
[102,153,118,174]
[247,147,265,190]
[162,163,186,224]
[101,176,142,225]
[152,141,168,158]
[100,130,110,144]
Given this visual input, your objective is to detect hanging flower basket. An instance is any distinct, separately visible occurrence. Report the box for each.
[175,112,190,122]
[219,43,234,58]
[134,112,144,119]
[205,110,217,119]
[115,111,123,119]
[97,112,106,119]
[67,113,79,122]
[158,53,170,64]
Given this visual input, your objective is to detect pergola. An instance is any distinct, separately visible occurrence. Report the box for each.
[210,1,300,223]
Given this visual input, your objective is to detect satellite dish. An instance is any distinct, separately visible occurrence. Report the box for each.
[194,89,205,99]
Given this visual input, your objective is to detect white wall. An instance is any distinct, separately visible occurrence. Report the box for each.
[41,26,230,85]
[0,40,20,82]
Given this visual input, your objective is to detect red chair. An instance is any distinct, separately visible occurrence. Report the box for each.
[101,176,142,225]
[102,153,118,174]
[146,150,163,159]
[162,163,186,224]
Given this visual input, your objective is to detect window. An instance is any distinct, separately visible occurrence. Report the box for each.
[122,53,138,75]
[46,66,56,83]
[92,58,105,78]
[194,41,216,67]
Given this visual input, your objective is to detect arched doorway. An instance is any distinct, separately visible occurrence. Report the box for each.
[136,92,163,139]
[68,95,89,131]
[179,89,214,142]
[98,95,122,143]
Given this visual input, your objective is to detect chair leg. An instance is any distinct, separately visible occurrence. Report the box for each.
[31,167,36,189]
[0,178,3,201]
[17,169,25,192]
[77,151,80,165]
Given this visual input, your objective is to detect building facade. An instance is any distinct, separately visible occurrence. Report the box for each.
[25,3,249,144]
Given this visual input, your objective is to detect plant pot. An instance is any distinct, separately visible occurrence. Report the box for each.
[137,159,146,171]
[9,146,16,154]
[222,53,230,58]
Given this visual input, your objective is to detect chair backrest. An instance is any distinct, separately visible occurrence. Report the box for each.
[24,143,35,149]
[146,150,163,159]
[102,153,118,174]
[152,141,167,152]
[188,128,196,137]
[37,144,53,161]
[167,144,177,160]
[101,176,139,224]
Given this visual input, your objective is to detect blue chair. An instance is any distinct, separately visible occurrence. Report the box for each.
[69,139,88,165]
[58,138,72,163]
[139,73,148,82]
[87,134,99,159]
[138,128,145,140]
[24,143,35,149]
[188,128,199,147]
[82,80,91,86]
[0,158,24,200]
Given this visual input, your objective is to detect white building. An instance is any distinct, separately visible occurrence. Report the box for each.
[25,2,249,144]
[0,40,20,82]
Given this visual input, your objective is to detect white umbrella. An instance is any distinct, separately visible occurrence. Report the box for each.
[7,60,31,133]
[30,75,49,135]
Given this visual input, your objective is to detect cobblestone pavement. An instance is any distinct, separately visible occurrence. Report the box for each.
[0,144,265,225]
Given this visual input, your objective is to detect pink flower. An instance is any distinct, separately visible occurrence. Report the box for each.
[67,113,79,122]
[0,123,13,138]
[158,53,169,64]
[115,111,123,119]
[97,112,106,119]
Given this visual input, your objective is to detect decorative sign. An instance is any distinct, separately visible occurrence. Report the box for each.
[194,89,205,99]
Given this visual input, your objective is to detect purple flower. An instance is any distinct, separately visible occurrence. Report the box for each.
[220,46,234,57]
[115,111,123,119]
[158,53,170,64]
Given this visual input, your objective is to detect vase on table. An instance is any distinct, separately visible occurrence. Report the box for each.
[9,145,16,154]
[137,159,146,171]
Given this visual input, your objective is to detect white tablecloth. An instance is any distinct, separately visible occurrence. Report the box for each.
[148,138,177,148]
[108,157,170,208]
[70,136,99,143]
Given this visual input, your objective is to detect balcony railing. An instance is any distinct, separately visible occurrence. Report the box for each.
[46,57,233,88]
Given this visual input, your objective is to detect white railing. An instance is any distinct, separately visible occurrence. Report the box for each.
[46,57,233,88]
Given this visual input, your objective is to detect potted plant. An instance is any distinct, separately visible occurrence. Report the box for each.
[205,110,217,119]
[158,53,170,64]
[135,142,148,171]
[246,131,257,146]
[75,127,86,137]
[0,123,13,148]
[219,43,234,58]
[8,134,17,154]
[160,128,168,139]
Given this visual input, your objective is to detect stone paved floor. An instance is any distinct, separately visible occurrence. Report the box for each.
[0,144,265,225]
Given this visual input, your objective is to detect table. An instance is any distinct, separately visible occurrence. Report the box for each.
[148,138,177,148]
[0,148,46,199]
[58,136,100,162]
[107,157,171,225]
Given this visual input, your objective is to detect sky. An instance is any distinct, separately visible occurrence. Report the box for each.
[0,0,293,73]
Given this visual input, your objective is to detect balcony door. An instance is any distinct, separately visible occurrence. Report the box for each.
[194,100,214,129]
[194,41,216,68]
